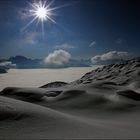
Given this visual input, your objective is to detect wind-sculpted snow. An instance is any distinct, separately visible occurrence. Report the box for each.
[0,58,140,139]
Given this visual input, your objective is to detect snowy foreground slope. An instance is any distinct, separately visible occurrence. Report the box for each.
[0,58,140,139]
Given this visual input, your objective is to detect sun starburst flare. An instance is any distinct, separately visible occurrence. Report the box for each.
[29,0,56,23]
[21,0,57,33]
[21,0,76,35]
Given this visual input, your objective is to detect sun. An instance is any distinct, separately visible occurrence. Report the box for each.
[30,0,54,23]
[29,0,55,23]
[36,7,48,20]
[21,0,56,32]
[21,0,71,33]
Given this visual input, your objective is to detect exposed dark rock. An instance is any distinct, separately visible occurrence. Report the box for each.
[0,69,7,74]
[117,90,140,101]
[40,81,68,88]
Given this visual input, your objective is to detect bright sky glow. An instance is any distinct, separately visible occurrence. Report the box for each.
[36,7,48,20]
[22,0,56,32]
[30,1,55,23]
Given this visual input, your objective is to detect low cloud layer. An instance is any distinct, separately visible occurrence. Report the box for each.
[44,50,71,65]
[91,51,129,64]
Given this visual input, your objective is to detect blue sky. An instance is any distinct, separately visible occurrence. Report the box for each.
[0,0,140,59]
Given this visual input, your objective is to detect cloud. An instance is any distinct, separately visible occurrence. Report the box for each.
[0,61,16,68]
[89,41,96,47]
[116,38,123,44]
[91,51,129,64]
[4,32,39,50]
[18,9,29,20]
[55,44,75,49]
[44,50,71,65]
[24,32,38,45]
